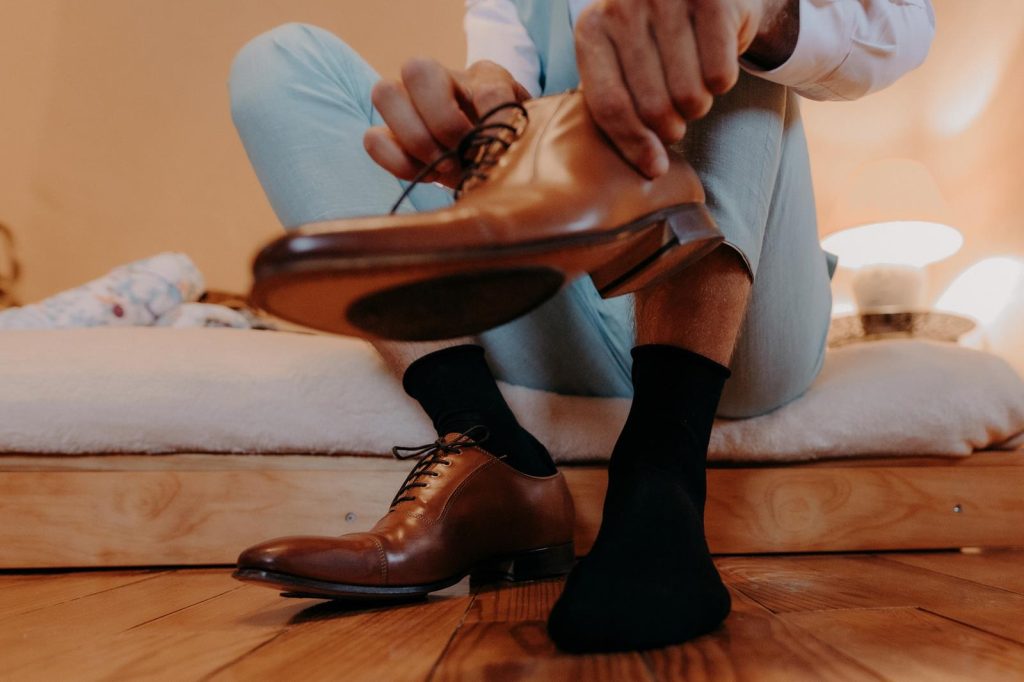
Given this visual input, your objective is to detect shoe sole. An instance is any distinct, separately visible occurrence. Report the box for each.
[232,542,575,600]
[251,203,722,340]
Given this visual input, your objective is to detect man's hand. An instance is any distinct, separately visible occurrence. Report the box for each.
[364,58,531,187]
[575,0,795,178]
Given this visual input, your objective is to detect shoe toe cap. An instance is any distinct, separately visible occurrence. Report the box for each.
[236,534,386,584]
[236,536,304,572]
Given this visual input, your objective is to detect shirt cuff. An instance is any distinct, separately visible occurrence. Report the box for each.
[740,0,854,93]
[464,0,544,98]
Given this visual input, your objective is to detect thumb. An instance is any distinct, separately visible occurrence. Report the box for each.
[454,67,531,122]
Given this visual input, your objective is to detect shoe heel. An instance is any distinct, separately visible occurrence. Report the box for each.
[589,204,723,298]
[472,542,576,583]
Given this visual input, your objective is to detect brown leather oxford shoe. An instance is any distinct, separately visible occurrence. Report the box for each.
[233,431,576,599]
[250,90,723,341]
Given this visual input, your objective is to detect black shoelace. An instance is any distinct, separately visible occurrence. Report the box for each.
[388,426,490,508]
[389,101,529,214]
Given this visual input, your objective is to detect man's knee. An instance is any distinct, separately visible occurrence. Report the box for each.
[718,342,826,419]
[228,23,358,122]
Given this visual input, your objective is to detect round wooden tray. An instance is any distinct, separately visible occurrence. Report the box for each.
[828,311,976,347]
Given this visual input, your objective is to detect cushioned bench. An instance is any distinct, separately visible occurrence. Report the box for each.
[1,328,1021,568]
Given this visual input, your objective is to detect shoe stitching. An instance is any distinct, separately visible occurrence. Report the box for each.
[370,534,387,584]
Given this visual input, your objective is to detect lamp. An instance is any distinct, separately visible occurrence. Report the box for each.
[822,159,974,345]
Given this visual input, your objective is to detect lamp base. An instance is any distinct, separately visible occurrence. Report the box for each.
[828,311,976,348]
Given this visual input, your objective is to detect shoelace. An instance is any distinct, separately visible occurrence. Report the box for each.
[388,426,491,509]
[389,101,529,214]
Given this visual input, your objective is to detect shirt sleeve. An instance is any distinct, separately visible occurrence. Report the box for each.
[741,0,936,101]
[464,0,544,98]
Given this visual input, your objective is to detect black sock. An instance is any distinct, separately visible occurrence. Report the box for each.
[402,344,556,477]
[547,344,731,652]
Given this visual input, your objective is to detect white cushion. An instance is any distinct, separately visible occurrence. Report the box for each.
[0,329,1021,461]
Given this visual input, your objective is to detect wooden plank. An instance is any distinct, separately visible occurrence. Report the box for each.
[643,589,883,682]
[562,468,606,556]
[0,453,409,472]
[780,607,1024,681]
[705,464,1024,553]
[3,569,236,673]
[209,592,473,682]
[744,450,1024,469]
[720,555,1024,644]
[886,550,1024,595]
[430,621,655,682]
[466,579,565,624]
[9,573,471,681]
[20,624,272,682]
[4,554,1024,680]
[1,450,1018,472]
[16,583,308,681]
[0,570,160,620]
[2,453,1023,568]
[0,468,406,568]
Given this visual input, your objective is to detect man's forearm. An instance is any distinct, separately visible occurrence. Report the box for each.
[743,0,800,70]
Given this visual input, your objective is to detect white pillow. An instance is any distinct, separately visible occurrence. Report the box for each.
[704,339,1024,461]
[0,329,1020,462]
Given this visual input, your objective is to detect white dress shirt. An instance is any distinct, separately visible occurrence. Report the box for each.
[464,0,935,101]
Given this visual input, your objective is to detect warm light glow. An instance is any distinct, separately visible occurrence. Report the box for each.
[928,53,1001,136]
[831,299,856,318]
[822,221,964,269]
[936,257,1024,326]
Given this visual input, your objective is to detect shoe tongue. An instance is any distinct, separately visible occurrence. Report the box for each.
[439,432,478,450]
[440,425,489,448]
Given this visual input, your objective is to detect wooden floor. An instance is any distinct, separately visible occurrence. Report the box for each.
[3,550,1024,681]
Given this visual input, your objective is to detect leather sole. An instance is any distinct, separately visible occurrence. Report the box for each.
[232,542,575,600]
[251,203,722,341]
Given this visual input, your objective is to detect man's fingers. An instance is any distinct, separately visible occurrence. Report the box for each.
[692,3,741,95]
[576,14,668,178]
[370,79,448,169]
[651,5,713,119]
[603,7,687,144]
[472,81,522,121]
[401,57,475,149]
[363,126,436,182]
[456,62,531,122]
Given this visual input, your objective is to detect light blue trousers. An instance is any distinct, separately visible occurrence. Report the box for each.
[229,23,834,418]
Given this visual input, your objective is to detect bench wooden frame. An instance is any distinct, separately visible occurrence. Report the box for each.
[1,451,1022,569]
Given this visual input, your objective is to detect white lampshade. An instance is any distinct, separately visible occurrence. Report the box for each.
[822,159,963,269]
[822,221,963,269]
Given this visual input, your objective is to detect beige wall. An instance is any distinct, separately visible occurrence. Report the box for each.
[0,1,61,260]
[1,0,466,302]
[2,0,1022,328]
[803,0,1024,302]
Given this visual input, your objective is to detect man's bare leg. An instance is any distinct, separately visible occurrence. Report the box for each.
[635,245,751,363]
[549,245,752,652]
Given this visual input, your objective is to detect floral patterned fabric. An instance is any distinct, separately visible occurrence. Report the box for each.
[0,253,244,330]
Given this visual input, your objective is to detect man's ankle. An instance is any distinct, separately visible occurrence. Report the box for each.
[402,344,556,476]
